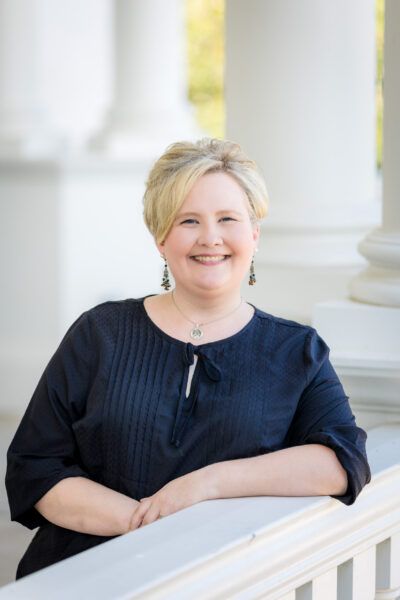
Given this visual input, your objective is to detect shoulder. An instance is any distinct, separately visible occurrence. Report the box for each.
[253,306,329,360]
[86,297,144,321]
[254,305,315,338]
[71,297,147,343]
[252,307,330,381]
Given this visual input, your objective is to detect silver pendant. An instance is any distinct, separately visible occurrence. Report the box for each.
[190,326,203,340]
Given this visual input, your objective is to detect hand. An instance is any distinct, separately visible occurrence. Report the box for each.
[128,468,210,530]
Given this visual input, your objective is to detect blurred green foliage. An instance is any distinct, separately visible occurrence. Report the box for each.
[185,0,224,138]
[376,0,384,170]
[186,0,383,169]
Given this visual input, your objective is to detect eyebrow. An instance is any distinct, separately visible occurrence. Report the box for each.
[176,210,244,219]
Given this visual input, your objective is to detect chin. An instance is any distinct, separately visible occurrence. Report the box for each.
[193,278,234,293]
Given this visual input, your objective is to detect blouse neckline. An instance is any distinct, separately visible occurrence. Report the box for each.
[139,295,260,349]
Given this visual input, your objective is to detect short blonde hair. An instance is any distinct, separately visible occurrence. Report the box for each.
[143,138,269,243]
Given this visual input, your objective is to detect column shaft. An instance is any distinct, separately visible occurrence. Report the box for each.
[350,0,400,306]
[0,0,52,155]
[382,0,400,231]
[94,0,200,155]
[226,0,378,321]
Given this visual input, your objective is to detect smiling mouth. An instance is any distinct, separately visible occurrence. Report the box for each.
[190,255,230,263]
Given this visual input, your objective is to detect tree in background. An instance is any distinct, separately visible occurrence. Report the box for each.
[376,0,383,170]
[186,0,224,138]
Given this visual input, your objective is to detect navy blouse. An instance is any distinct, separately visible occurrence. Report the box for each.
[6,297,371,577]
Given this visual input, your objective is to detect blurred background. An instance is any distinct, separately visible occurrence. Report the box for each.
[2,0,399,587]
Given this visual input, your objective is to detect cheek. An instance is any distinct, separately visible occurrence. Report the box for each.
[230,229,256,251]
[164,233,192,258]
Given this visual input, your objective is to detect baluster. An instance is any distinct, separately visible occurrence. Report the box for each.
[376,532,400,599]
[313,569,337,600]
[353,546,376,600]
[337,548,376,600]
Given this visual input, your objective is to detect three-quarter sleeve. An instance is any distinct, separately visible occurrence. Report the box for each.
[286,328,371,505]
[6,311,94,529]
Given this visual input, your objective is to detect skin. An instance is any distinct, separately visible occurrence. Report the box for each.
[131,445,347,529]
[157,171,260,311]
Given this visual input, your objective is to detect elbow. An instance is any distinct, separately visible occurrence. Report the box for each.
[331,453,349,496]
[319,471,348,497]
[318,446,348,496]
[331,468,348,496]
[34,484,63,523]
[34,492,53,520]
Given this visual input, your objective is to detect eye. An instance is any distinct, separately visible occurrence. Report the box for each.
[180,218,198,225]
[179,216,237,225]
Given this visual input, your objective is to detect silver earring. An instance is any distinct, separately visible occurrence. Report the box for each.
[249,256,256,286]
[161,256,171,291]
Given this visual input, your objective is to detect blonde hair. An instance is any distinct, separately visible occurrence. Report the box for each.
[143,138,269,243]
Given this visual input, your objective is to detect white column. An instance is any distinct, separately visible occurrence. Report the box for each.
[350,0,400,307]
[93,0,200,156]
[0,0,112,155]
[0,0,59,157]
[313,0,400,431]
[226,0,378,322]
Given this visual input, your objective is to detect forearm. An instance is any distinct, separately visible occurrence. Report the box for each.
[204,444,348,500]
[35,477,139,536]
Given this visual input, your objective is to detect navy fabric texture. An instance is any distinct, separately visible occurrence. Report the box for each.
[6,297,371,577]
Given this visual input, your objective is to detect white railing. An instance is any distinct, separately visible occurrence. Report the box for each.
[0,425,399,600]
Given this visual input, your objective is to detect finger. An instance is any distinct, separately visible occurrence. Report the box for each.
[140,503,161,527]
[129,499,151,530]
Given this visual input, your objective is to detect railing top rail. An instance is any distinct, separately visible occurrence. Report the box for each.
[1,425,399,600]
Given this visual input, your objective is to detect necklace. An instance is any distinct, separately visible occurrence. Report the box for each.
[171,290,243,340]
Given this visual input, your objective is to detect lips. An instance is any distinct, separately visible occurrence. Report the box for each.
[190,255,229,263]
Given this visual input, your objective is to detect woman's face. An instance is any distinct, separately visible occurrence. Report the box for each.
[157,172,260,297]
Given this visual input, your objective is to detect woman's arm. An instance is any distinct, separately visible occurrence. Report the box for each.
[129,444,347,529]
[203,444,348,500]
[35,477,140,536]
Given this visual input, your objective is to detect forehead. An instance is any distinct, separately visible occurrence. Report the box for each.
[180,172,249,212]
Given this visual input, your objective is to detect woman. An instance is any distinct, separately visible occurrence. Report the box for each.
[6,138,371,578]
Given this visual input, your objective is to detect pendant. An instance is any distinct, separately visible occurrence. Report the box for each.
[190,325,203,340]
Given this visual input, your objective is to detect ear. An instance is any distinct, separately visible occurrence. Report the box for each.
[252,223,260,245]
[156,239,165,257]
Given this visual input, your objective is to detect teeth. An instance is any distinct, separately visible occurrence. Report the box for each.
[192,255,226,262]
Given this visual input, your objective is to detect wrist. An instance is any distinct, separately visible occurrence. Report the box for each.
[123,499,141,534]
[198,463,220,501]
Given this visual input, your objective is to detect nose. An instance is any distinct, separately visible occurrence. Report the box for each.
[197,222,223,246]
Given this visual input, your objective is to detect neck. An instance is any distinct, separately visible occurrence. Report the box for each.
[170,287,243,321]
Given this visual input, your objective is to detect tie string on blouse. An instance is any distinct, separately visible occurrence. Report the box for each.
[170,343,222,447]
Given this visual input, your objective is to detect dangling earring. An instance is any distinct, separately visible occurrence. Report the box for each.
[249,256,256,286]
[161,256,171,291]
